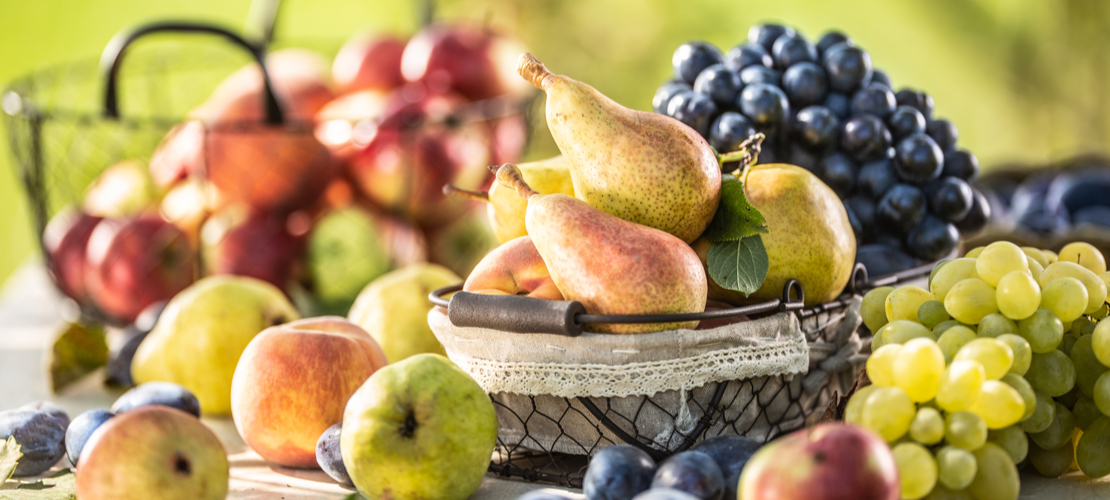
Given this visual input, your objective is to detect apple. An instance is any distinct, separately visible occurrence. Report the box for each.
[341,353,497,500]
[231,316,387,468]
[160,177,210,245]
[348,263,460,363]
[148,121,205,189]
[85,216,196,324]
[76,406,228,500]
[191,48,335,124]
[201,205,306,291]
[83,159,160,219]
[43,208,103,303]
[333,33,407,94]
[738,423,900,500]
[487,111,529,166]
[400,24,531,101]
[313,89,390,158]
[131,275,300,415]
[423,206,500,278]
[464,236,563,300]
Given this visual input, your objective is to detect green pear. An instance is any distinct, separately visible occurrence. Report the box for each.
[518,53,721,244]
[132,275,300,415]
[341,353,497,500]
[75,406,228,500]
[347,263,460,363]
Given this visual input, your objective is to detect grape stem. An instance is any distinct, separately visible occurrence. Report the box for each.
[715,132,765,186]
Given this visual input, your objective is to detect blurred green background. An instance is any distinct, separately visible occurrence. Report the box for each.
[2,0,1109,286]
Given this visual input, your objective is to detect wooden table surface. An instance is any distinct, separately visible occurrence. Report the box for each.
[0,262,1106,499]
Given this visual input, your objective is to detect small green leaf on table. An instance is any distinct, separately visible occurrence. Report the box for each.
[49,322,108,393]
[702,174,768,243]
[0,436,21,483]
[708,235,769,296]
[5,469,76,499]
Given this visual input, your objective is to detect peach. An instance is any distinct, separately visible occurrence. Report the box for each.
[463,236,563,300]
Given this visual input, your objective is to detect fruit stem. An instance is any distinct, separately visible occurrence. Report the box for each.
[715,132,765,175]
[490,164,538,201]
[442,184,490,202]
[517,53,552,90]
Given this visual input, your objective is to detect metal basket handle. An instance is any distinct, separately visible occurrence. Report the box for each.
[99,21,285,125]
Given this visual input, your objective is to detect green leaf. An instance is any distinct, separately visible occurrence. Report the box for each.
[707,235,770,296]
[703,174,768,243]
[0,436,21,483]
[6,469,75,499]
[49,322,108,393]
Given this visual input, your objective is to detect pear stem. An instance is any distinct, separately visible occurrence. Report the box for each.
[517,53,552,90]
[489,163,538,201]
[442,184,489,202]
[715,132,765,175]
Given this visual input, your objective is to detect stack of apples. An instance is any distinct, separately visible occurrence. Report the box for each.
[42,22,530,325]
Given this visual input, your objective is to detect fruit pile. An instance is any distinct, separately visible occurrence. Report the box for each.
[654,24,989,277]
[976,158,1110,235]
[851,241,1110,499]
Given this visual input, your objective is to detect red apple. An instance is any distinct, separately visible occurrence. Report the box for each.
[148,121,205,189]
[464,236,562,300]
[201,206,305,291]
[82,160,159,219]
[400,24,530,101]
[332,34,407,94]
[85,216,196,324]
[488,112,528,166]
[43,208,103,303]
[191,48,336,124]
[313,89,390,159]
[739,423,899,500]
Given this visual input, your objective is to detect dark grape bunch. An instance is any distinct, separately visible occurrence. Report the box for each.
[655,24,991,276]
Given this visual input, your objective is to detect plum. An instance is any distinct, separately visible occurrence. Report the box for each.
[17,401,70,430]
[584,445,657,500]
[65,409,114,465]
[105,326,148,387]
[651,451,725,500]
[111,382,201,417]
[690,435,762,500]
[632,489,700,500]
[315,423,353,489]
[0,409,66,476]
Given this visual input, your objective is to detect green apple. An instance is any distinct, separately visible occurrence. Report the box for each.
[347,263,460,363]
[341,353,497,500]
[75,406,228,500]
[132,275,300,415]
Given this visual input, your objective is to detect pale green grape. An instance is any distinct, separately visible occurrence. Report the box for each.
[965,246,985,258]
[1040,261,1108,314]
[1017,308,1064,353]
[1074,395,1102,430]
[968,443,1020,500]
[1095,371,1110,417]
[977,313,1017,338]
[1044,248,1059,263]
[937,326,978,363]
[995,334,1032,376]
[987,425,1028,464]
[931,258,980,302]
[995,271,1041,320]
[1020,390,1057,434]
[880,320,935,345]
[1070,335,1108,399]
[1060,333,1077,356]
[976,241,1029,287]
[871,331,885,352]
[929,259,951,288]
[945,411,988,450]
[1028,258,1044,283]
[1028,437,1076,478]
[1026,350,1077,397]
[936,360,985,413]
[924,484,975,500]
[867,344,902,387]
[918,300,951,329]
[935,445,977,490]
[1076,416,1110,478]
[844,385,878,424]
[1029,402,1075,450]
[969,380,1025,429]
[1093,317,1110,367]
[910,407,946,445]
[1000,373,1036,421]
[862,286,895,333]
[1057,386,1079,409]
[1023,247,1050,267]
[1058,241,1107,276]
[894,338,946,402]
[1041,277,1089,323]
[944,278,999,325]
[888,285,936,322]
[953,338,1014,380]
[1071,316,1094,336]
[1094,303,1110,320]
[860,386,916,442]
[892,442,938,500]
[932,319,963,338]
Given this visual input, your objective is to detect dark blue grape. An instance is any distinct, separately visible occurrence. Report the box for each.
[927,177,974,223]
[748,24,795,52]
[723,43,773,72]
[781,62,828,107]
[877,183,926,234]
[651,451,725,500]
[943,149,979,181]
[1073,206,1110,229]
[895,89,934,121]
[793,105,839,151]
[787,142,821,173]
[856,243,918,277]
[0,409,66,476]
[819,153,858,198]
[111,382,201,417]
[907,214,959,261]
[18,401,69,430]
[850,83,896,120]
[738,66,781,86]
[583,445,656,500]
[667,91,718,137]
[737,84,789,128]
[673,42,724,85]
[845,202,863,242]
[870,69,892,89]
[857,158,898,200]
[822,92,851,119]
[816,31,852,56]
[693,65,742,106]
[316,423,354,488]
[841,115,892,162]
[926,118,959,151]
[66,409,114,465]
[709,112,758,156]
[847,195,877,237]
[653,81,693,114]
[824,46,872,93]
[771,33,817,69]
[820,41,852,64]
[689,436,761,500]
[887,105,926,140]
[894,134,944,184]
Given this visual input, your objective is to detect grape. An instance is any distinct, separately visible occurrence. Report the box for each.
[995,334,1032,376]
[851,83,897,119]
[969,380,1025,429]
[1043,249,1059,263]
[976,313,1017,338]
[892,443,938,500]
[860,386,916,442]
[792,106,839,150]
[936,360,985,413]
[886,285,936,322]
[1026,350,1076,397]
[1076,416,1110,478]
[844,116,894,164]
[945,411,988,450]
[930,258,979,302]
[1000,373,1036,421]
[880,320,935,345]
[1039,261,1108,314]
[668,92,718,136]
[737,83,790,128]
[1017,308,1064,353]
[1096,371,1110,417]
[673,42,724,84]
[888,105,926,140]
[965,247,985,259]
[1040,277,1089,323]
[911,407,946,445]
[927,118,959,151]
[867,344,902,387]
[894,338,946,402]
[975,242,1029,287]
[861,286,895,333]
[1058,241,1107,275]
[954,338,1014,380]
[1070,335,1108,399]
[844,385,878,424]
[824,45,872,93]
[1095,318,1110,366]
[908,217,961,267]
[1028,438,1075,478]
[1020,390,1057,434]
[1059,333,1077,356]
[693,64,742,105]
[1028,258,1044,283]
[1071,316,1094,336]
[894,134,944,184]
[918,301,951,329]
[1074,395,1102,430]
[943,149,979,182]
[1029,402,1075,450]
[1094,303,1110,320]
[924,484,975,500]
[1022,247,1050,268]
[944,278,999,325]
[987,425,1028,464]
[1057,386,1079,410]
[653,82,692,113]
[968,443,1020,500]
[995,271,1041,321]
[927,177,974,223]
[935,445,977,490]
[723,42,772,72]
[937,326,978,363]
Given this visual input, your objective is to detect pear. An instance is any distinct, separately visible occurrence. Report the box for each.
[494,164,706,333]
[518,53,721,244]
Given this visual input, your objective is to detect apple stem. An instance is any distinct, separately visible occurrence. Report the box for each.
[517,53,552,90]
[442,184,490,202]
[715,132,765,179]
[490,164,538,201]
